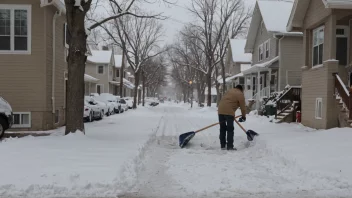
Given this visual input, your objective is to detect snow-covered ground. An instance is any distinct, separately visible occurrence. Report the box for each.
[1,102,352,198]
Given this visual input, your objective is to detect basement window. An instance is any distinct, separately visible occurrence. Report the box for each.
[12,112,31,128]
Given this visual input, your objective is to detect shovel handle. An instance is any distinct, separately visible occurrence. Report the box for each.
[195,115,241,133]
[234,118,247,134]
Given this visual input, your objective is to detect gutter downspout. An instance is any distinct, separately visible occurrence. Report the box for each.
[52,10,62,114]
[275,34,285,91]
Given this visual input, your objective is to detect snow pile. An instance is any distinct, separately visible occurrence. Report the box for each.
[0,107,164,197]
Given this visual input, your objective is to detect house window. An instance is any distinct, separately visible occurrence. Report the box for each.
[260,21,264,35]
[264,40,270,58]
[97,65,104,74]
[96,84,103,94]
[258,44,263,61]
[116,69,120,77]
[55,110,59,124]
[313,26,324,67]
[315,98,323,119]
[12,112,31,128]
[0,5,31,54]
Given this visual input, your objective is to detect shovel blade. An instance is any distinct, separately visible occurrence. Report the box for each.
[179,131,196,148]
[246,130,259,141]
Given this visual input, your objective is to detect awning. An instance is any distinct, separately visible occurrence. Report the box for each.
[84,74,99,83]
[242,56,279,75]
[110,78,135,89]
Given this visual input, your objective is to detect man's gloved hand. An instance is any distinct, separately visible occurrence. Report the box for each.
[238,116,246,122]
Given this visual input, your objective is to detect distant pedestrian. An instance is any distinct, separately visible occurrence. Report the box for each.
[217,85,246,150]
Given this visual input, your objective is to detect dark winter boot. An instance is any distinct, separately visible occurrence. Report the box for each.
[227,147,237,151]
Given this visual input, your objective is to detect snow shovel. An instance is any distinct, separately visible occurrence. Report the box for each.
[234,119,259,141]
[179,116,241,148]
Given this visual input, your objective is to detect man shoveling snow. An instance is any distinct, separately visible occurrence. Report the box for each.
[218,85,247,151]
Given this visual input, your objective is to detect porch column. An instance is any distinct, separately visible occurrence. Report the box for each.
[325,14,337,60]
[257,71,260,98]
[268,69,272,96]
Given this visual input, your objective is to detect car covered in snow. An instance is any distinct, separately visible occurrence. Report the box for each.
[100,93,122,113]
[0,97,13,138]
[117,98,128,112]
[86,96,112,117]
[122,97,134,109]
[84,98,103,122]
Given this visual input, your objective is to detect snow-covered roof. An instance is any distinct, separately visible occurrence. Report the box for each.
[323,0,352,8]
[230,39,252,63]
[87,50,113,64]
[114,55,123,68]
[40,0,66,13]
[110,78,135,89]
[258,0,295,33]
[84,74,99,83]
[241,64,251,72]
[243,56,279,74]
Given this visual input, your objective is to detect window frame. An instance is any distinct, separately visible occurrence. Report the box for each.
[55,109,60,124]
[0,4,31,54]
[116,69,120,78]
[312,26,325,67]
[12,112,31,128]
[258,44,263,61]
[315,98,323,119]
[264,40,270,59]
[97,65,105,74]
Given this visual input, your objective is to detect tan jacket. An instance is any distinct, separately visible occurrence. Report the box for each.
[218,88,246,116]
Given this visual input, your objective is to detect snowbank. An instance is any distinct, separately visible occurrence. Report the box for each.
[0,107,164,197]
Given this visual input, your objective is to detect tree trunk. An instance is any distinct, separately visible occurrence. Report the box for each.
[142,70,146,106]
[206,72,212,107]
[120,50,125,97]
[133,70,140,109]
[215,67,221,106]
[65,4,89,135]
[221,59,227,95]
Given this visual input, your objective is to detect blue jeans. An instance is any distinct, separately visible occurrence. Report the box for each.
[218,114,234,148]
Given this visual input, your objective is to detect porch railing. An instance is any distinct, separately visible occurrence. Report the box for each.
[334,74,352,120]
[275,87,301,118]
[251,86,271,110]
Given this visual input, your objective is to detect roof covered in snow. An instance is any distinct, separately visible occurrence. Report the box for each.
[258,0,295,33]
[245,0,302,53]
[230,39,252,63]
[114,55,123,68]
[87,50,113,64]
[84,74,99,83]
[243,56,279,74]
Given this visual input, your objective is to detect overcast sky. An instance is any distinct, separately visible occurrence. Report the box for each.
[141,0,257,44]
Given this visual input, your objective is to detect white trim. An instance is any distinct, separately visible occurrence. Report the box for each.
[312,26,325,67]
[97,65,105,74]
[96,84,104,94]
[315,98,323,119]
[12,112,31,128]
[64,23,69,48]
[0,5,31,54]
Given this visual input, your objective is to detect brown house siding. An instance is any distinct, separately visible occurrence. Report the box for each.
[301,60,339,129]
[303,0,332,30]
[278,36,303,90]
[0,1,67,131]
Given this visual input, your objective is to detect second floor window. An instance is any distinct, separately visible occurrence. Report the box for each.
[265,40,270,58]
[97,65,104,74]
[116,69,120,77]
[313,26,324,67]
[0,5,31,53]
[258,44,263,61]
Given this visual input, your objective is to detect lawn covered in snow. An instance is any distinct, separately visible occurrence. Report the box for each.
[1,102,352,198]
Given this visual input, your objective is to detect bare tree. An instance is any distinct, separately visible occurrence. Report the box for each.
[184,0,248,106]
[64,0,171,134]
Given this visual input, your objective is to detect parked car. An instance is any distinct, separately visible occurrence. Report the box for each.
[0,97,13,138]
[117,98,129,112]
[100,93,121,114]
[89,96,113,116]
[85,96,109,117]
[123,97,134,109]
[84,98,103,122]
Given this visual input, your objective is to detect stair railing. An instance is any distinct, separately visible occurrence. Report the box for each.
[334,74,351,120]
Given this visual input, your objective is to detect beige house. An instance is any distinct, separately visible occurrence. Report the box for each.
[244,0,303,108]
[0,0,68,130]
[287,0,352,129]
[86,50,115,95]
[223,39,252,98]
[111,55,135,97]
